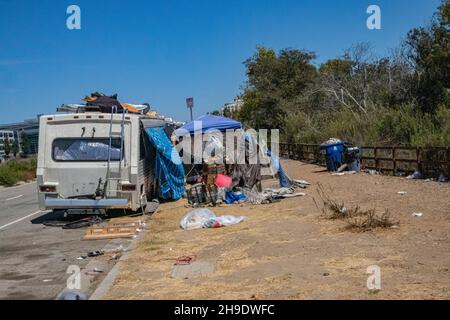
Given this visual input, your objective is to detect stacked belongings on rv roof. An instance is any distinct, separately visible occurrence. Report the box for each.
[58,92,158,116]
[174,114,310,206]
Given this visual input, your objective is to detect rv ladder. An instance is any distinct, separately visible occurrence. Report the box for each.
[104,105,127,198]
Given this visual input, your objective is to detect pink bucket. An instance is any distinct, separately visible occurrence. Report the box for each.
[214,174,232,188]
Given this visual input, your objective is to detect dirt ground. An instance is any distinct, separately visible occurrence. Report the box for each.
[105,160,450,300]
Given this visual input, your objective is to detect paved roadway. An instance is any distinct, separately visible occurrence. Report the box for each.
[0,182,109,299]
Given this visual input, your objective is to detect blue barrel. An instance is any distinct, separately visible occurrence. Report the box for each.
[320,142,344,172]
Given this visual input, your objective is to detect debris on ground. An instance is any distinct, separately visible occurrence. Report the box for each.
[406,170,423,180]
[242,187,306,205]
[56,290,87,300]
[331,171,356,176]
[44,216,102,229]
[87,250,104,257]
[397,191,407,195]
[364,169,381,175]
[438,174,448,183]
[224,191,247,204]
[180,208,246,230]
[412,212,423,217]
[174,255,197,266]
[82,217,145,240]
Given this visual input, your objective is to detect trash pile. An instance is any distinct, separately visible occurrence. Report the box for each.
[175,115,311,208]
[320,138,361,173]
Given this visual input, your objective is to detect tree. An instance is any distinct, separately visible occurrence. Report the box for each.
[11,141,19,158]
[20,132,31,155]
[239,46,317,131]
[3,138,11,158]
[404,0,450,113]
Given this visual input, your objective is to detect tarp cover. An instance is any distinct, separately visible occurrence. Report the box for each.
[145,127,185,200]
[175,115,242,135]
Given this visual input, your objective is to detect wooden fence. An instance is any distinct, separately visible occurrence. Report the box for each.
[279,143,450,178]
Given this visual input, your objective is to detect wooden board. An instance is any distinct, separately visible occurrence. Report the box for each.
[82,224,138,241]
[82,232,135,240]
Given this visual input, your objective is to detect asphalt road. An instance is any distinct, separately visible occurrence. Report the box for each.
[0,182,109,299]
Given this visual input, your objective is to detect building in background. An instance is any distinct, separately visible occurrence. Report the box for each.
[0,130,15,160]
[218,98,243,117]
[0,117,40,157]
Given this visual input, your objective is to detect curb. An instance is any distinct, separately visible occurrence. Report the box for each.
[89,224,148,300]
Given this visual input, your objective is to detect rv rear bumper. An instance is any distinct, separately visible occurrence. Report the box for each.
[44,198,129,209]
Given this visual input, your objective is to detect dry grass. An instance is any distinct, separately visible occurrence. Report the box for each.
[314,183,397,232]
[314,183,348,219]
[345,208,397,232]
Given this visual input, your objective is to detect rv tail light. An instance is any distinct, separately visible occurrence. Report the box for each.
[40,185,57,193]
[121,184,136,192]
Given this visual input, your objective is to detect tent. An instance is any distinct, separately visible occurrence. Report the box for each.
[175,115,242,135]
[145,127,185,200]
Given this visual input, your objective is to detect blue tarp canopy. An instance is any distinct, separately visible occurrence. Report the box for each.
[175,115,242,135]
[145,127,185,201]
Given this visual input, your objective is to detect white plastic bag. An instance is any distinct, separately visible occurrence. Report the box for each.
[180,208,246,230]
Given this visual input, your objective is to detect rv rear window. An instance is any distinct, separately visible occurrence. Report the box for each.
[52,138,123,161]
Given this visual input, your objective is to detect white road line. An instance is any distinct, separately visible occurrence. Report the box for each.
[0,210,43,231]
[5,194,24,201]
[0,181,36,191]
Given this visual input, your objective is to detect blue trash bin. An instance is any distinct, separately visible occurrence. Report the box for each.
[320,142,344,172]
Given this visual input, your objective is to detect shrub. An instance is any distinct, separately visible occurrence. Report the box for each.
[0,157,37,187]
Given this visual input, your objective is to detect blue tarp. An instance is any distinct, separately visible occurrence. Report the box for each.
[175,115,242,135]
[267,150,291,188]
[145,127,185,200]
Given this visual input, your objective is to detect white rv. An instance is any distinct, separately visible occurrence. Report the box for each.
[37,109,173,214]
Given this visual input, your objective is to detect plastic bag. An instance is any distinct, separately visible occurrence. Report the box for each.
[180,208,246,230]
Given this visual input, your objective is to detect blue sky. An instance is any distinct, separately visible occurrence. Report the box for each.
[0,0,441,123]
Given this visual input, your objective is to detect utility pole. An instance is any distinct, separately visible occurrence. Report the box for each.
[186,97,194,121]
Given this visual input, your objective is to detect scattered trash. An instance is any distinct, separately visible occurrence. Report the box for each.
[62,216,102,229]
[174,255,197,266]
[365,169,381,176]
[106,244,127,253]
[412,212,423,217]
[224,191,247,204]
[438,174,448,183]
[180,208,246,230]
[332,171,356,176]
[397,191,407,195]
[93,267,103,273]
[57,289,87,300]
[406,170,423,180]
[87,250,104,257]
[76,256,87,260]
[42,279,53,283]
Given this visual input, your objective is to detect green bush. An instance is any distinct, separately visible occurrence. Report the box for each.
[0,166,20,187]
[0,157,37,187]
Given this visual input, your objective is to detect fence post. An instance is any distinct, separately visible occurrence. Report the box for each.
[374,147,379,172]
[447,147,450,178]
[392,147,397,175]
[417,147,421,173]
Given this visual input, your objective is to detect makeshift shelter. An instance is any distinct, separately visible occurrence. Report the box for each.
[145,127,185,200]
[174,114,242,135]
